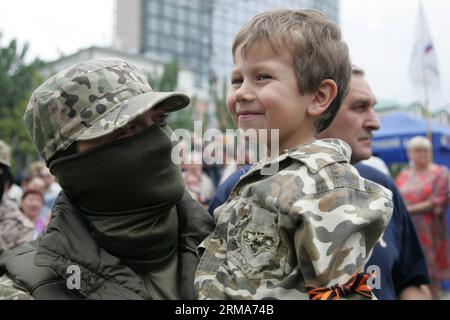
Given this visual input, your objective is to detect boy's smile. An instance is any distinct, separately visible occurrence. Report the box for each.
[236,109,264,122]
[227,41,316,152]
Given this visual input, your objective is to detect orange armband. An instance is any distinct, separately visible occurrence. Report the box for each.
[306,272,375,300]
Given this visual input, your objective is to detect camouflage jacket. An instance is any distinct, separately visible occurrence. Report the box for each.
[0,196,34,254]
[0,191,213,300]
[195,139,393,300]
[0,274,33,300]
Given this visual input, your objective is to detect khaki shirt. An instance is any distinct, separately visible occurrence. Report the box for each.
[0,275,33,300]
[195,139,393,300]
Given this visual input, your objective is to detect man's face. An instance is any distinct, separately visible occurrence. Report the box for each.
[318,75,379,163]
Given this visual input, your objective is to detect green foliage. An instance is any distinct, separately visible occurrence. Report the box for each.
[159,59,179,92]
[214,78,235,132]
[147,58,179,92]
[146,61,234,133]
[147,58,195,131]
[389,162,408,179]
[169,96,195,131]
[0,37,43,172]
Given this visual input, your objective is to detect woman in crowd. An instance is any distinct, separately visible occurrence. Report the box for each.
[396,136,450,299]
[20,189,49,239]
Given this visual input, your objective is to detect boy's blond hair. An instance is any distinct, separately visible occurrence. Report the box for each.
[232,9,351,133]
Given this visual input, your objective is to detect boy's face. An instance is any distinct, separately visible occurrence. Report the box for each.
[227,41,315,152]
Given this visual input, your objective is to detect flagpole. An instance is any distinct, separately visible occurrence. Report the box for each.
[410,0,441,162]
[420,1,434,160]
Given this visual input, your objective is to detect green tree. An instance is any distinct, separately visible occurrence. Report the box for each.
[169,95,195,131]
[0,37,43,173]
[147,58,194,131]
[214,78,235,132]
[147,58,179,92]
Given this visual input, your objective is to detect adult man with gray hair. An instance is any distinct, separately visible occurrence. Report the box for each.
[0,58,214,300]
[318,66,432,299]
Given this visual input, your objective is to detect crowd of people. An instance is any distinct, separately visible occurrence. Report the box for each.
[0,144,59,253]
[0,8,449,301]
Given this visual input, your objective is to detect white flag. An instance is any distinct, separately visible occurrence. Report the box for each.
[409,2,442,109]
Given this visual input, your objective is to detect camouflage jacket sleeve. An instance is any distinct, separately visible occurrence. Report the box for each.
[0,275,33,300]
[277,140,394,293]
[284,163,393,291]
[0,198,35,250]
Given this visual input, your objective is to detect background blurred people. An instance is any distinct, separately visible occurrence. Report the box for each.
[4,170,23,207]
[182,151,215,206]
[27,176,46,194]
[20,189,49,239]
[361,155,391,176]
[38,167,61,209]
[28,160,46,180]
[0,140,34,256]
[396,136,450,299]
[25,161,61,209]
[201,138,224,189]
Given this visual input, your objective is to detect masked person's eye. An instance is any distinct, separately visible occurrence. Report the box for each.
[159,113,168,121]
[114,123,142,140]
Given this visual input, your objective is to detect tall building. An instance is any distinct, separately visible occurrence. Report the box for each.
[210,0,339,86]
[115,0,340,90]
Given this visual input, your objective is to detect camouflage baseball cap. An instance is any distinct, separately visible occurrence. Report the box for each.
[24,58,190,162]
[0,140,11,167]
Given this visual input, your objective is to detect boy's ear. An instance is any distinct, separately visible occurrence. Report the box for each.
[307,79,338,117]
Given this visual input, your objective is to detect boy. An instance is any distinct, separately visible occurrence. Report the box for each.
[195,9,393,300]
[0,58,214,299]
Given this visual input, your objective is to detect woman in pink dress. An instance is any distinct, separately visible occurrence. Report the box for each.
[396,136,450,299]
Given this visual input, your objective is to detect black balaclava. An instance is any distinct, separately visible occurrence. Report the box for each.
[50,125,185,272]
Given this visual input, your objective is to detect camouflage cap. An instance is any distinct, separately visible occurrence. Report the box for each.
[24,58,190,162]
[0,140,11,167]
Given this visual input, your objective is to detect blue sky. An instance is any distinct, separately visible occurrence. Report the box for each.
[0,0,448,109]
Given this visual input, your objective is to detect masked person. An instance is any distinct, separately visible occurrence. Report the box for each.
[0,58,214,300]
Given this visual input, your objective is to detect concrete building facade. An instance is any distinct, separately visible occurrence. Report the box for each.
[114,0,340,89]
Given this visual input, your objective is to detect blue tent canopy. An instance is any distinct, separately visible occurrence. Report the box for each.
[372,112,450,167]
